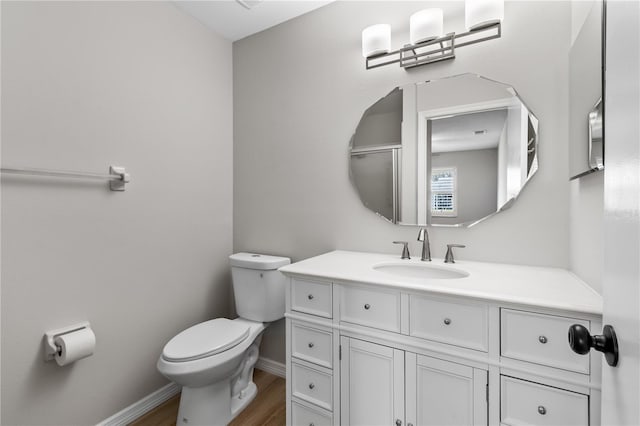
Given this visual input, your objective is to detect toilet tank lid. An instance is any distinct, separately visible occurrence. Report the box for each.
[229,252,290,270]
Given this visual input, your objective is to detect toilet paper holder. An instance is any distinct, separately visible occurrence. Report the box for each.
[43,322,91,361]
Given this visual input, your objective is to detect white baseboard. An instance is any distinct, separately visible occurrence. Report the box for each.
[96,382,180,426]
[97,357,285,425]
[255,356,286,378]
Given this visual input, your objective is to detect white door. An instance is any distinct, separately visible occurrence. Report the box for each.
[340,337,404,426]
[601,2,640,424]
[405,353,487,426]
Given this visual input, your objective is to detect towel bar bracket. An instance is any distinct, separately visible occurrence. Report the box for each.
[109,166,130,191]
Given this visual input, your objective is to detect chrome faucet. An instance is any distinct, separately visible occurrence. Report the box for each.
[444,244,466,263]
[417,228,431,261]
[393,241,411,259]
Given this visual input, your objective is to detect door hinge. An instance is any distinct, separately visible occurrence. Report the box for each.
[339,344,342,360]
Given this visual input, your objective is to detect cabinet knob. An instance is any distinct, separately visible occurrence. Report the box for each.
[538,335,548,344]
[308,342,314,348]
[537,405,547,415]
[309,423,314,426]
[444,318,452,325]
[395,420,402,426]
[308,294,314,300]
[308,383,315,389]
[364,303,371,310]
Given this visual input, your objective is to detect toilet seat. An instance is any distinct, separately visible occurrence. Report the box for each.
[162,318,250,362]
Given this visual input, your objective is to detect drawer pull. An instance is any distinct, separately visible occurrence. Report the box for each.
[443,318,452,325]
[364,303,371,310]
[538,405,547,415]
[308,383,315,390]
[538,335,548,344]
[309,424,314,426]
[308,294,314,300]
[308,342,314,348]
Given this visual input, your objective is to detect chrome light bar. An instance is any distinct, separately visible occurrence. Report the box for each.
[366,22,501,70]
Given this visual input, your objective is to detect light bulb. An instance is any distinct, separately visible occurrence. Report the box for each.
[362,24,391,58]
[410,9,444,45]
[465,0,504,31]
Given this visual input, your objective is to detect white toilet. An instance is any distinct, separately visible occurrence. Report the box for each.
[157,252,290,426]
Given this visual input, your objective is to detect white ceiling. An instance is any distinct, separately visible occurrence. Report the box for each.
[431,109,508,153]
[174,0,335,41]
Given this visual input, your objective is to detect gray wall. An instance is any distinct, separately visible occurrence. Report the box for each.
[1,2,233,424]
[234,1,571,363]
[570,174,603,293]
[431,148,498,226]
[568,0,604,293]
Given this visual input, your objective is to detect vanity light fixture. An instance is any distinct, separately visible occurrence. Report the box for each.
[364,0,503,70]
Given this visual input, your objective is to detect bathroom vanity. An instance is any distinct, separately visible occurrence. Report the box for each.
[280,250,603,426]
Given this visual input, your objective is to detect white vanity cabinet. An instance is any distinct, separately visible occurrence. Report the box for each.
[340,337,487,426]
[281,251,603,426]
[340,338,404,426]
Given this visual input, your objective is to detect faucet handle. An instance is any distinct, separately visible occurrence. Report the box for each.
[444,244,466,264]
[393,241,411,260]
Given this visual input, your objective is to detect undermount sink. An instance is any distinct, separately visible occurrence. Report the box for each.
[373,262,469,280]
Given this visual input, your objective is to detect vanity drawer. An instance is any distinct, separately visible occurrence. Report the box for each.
[409,294,488,352]
[291,362,333,411]
[291,279,332,318]
[292,322,333,369]
[501,376,589,426]
[292,400,333,426]
[501,309,590,374]
[339,285,401,333]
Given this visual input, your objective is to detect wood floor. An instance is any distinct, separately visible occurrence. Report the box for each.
[129,370,286,426]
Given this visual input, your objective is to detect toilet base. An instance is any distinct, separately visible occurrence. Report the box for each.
[175,338,262,426]
[176,379,258,426]
[177,381,231,426]
[230,381,257,418]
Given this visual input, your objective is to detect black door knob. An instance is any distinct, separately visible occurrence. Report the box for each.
[568,324,619,367]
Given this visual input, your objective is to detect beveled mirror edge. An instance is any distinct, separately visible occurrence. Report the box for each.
[348,104,399,226]
[348,73,540,228]
[426,74,540,228]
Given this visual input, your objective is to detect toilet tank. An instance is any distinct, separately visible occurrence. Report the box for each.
[229,253,291,322]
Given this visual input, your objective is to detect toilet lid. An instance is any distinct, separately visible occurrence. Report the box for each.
[162,318,250,362]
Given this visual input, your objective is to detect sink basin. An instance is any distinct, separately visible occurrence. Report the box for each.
[373,263,469,280]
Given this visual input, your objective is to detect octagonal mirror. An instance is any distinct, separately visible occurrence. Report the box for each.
[349,73,538,227]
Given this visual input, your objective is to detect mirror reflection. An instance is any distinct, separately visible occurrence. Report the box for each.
[349,74,538,227]
[569,0,604,178]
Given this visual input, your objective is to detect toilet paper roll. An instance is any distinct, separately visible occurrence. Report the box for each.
[54,328,96,366]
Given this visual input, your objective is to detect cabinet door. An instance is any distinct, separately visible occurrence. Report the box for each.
[340,337,404,426]
[406,353,487,426]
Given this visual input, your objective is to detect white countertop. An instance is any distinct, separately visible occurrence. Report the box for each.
[279,250,603,316]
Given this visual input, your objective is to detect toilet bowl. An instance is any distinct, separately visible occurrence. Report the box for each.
[157,253,290,426]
